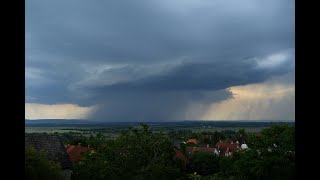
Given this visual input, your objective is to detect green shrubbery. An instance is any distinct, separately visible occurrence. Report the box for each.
[25,146,64,180]
[72,124,186,180]
[31,124,294,180]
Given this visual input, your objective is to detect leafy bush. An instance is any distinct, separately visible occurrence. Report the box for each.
[25,146,64,180]
[72,124,185,180]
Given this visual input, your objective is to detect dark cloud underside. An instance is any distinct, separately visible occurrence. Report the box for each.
[26,0,294,121]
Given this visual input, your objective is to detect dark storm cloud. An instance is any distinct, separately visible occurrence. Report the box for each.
[90,90,233,122]
[83,58,292,95]
[26,0,294,63]
[26,0,294,120]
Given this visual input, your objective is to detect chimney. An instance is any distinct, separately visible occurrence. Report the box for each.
[88,145,90,148]
[231,141,233,144]
[78,143,81,146]
[207,144,209,148]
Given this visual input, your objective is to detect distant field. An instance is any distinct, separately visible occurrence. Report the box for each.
[25,127,82,134]
[25,120,294,136]
[25,126,120,138]
[184,126,267,133]
[25,125,268,135]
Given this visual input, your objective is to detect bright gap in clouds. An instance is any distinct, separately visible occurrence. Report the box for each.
[201,80,295,121]
[25,103,96,120]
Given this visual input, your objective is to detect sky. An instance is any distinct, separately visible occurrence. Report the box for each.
[25,0,295,121]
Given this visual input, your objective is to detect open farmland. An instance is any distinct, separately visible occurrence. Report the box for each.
[25,120,294,136]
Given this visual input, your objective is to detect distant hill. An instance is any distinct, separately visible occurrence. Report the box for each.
[25,119,111,126]
[25,119,91,124]
[25,119,294,128]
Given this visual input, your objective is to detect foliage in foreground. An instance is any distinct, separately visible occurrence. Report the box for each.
[187,124,295,180]
[25,146,64,180]
[70,124,294,180]
[72,124,186,180]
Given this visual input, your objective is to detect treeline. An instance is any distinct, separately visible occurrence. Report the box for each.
[26,124,295,180]
[72,124,187,179]
[72,124,294,179]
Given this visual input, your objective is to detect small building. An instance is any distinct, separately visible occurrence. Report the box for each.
[216,141,240,157]
[174,149,189,164]
[186,145,219,156]
[186,139,200,145]
[66,143,94,163]
[25,133,72,180]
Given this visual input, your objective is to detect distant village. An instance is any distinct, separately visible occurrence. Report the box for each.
[26,128,250,180]
[173,135,249,165]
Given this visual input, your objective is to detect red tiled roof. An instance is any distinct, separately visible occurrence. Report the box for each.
[66,144,76,153]
[186,139,200,144]
[216,142,239,156]
[186,146,217,155]
[175,149,189,163]
[216,142,239,152]
[65,144,93,163]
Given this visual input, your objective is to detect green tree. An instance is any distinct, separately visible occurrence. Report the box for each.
[25,146,64,180]
[237,128,248,142]
[206,125,295,180]
[73,124,185,180]
[203,138,210,144]
[186,133,200,140]
[86,133,107,150]
[187,152,221,176]
[220,125,295,180]
[212,131,225,145]
[180,142,187,155]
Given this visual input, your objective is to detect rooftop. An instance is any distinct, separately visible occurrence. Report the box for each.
[66,144,93,163]
[186,146,217,154]
[174,149,189,163]
[186,139,200,144]
[25,133,72,169]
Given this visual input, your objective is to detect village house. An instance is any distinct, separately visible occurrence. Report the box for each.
[186,144,220,156]
[66,143,94,164]
[174,148,189,165]
[185,139,249,157]
[25,133,72,180]
[216,141,240,156]
[186,138,200,145]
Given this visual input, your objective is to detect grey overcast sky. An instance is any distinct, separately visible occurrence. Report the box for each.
[26,0,295,121]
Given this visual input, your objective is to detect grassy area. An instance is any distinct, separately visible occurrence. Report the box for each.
[25,126,120,139]
[25,120,293,137]
[187,127,267,133]
[25,125,267,135]
[25,127,82,134]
